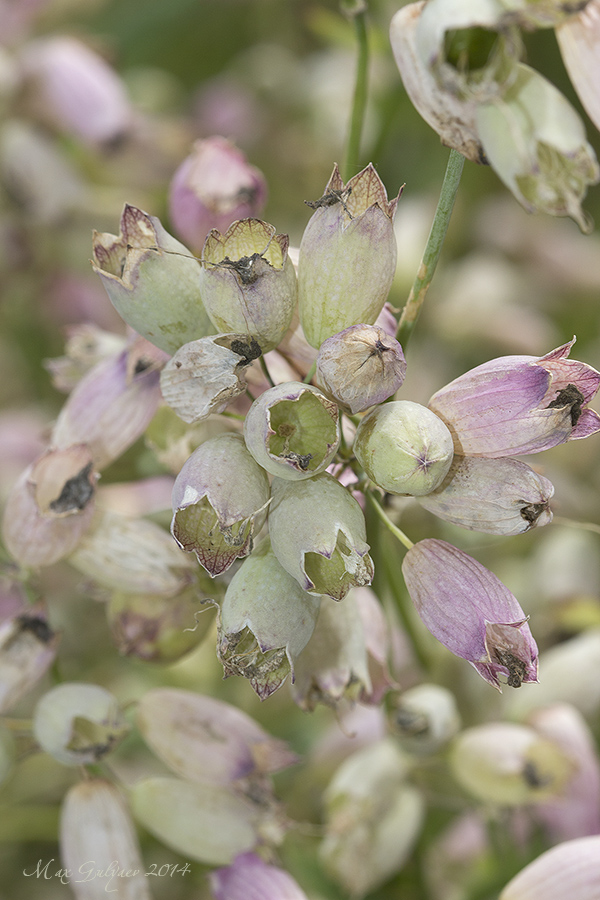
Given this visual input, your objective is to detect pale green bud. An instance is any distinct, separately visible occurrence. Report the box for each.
[92,205,214,355]
[243,382,339,480]
[354,400,454,496]
[269,474,373,601]
[199,218,297,352]
[389,683,461,755]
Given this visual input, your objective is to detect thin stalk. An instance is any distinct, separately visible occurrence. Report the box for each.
[380,534,432,673]
[343,8,369,182]
[367,492,413,550]
[396,148,465,348]
[303,361,316,384]
[552,516,600,536]
[260,355,276,388]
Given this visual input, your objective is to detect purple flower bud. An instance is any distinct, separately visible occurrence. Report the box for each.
[417,456,554,535]
[402,539,538,690]
[428,339,600,456]
[500,835,600,900]
[298,163,400,348]
[211,853,309,900]
[199,218,297,352]
[171,434,270,577]
[168,136,267,252]
[316,324,406,414]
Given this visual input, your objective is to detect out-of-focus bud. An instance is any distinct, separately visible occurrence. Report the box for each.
[33,682,129,766]
[60,779,151,900]
[354,400,454,496]
[19,37,132,147]
[244,382,339,480]
[475,64,599,232]
[171,433,270,577]
[217,537,322,699]
[417,456,554,535]
[130,776,281,864]
[0,609,59,713]
[144,405,233,475]
[51,340,165,470]
[92,205,214,355]
[449,723,573,806]
[160,333,259,424]
[388,683,461,756]
[137,688,298,785]
[44,324,128,393]
[107,582,215,663]
[211,853,309,900]
[320,739,424,897]
[68,510,193,594]
[316,324,406,414]
[168,136,268,252]
[402,539,538,690]
[500,835,600,900]
[389,3,485,163]
[530,704,600,841]
[557,2,600,134]
[428,339,600,456]
[199,219,297,352]
[269,474,373,601]
[2,445,97,568]
[0,119,85,223]
[298,163,400,349]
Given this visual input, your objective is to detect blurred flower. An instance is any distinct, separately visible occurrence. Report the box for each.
[244,382,339,480]
[500,835,600,900]
[0,607,59,713]
[402,539,538,690]
[269,474,373,601]
[316,324,406,414]
[428,339,600,457]
[298,163,400,348]
[557,1,600,134]
[199,218,297,352]
[33,682,129,766]
[168,136,267,252]
[354,400,454,496]
[417,456,554,534]
[171,433,270,577]
[44,324,127,393]
[92,205,214,355]
[60,780,151,900]
[217,537,322,699]
[211,853,309,900]
[19,36,133,147]
[388,683,461,756]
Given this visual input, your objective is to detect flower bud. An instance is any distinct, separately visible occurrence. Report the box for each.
[33,682,129,766]
[557,2,600,134]
[168,136,268,252]
[316,324,406,414]
[129,776,271,864]
[92,205,214,355]
[51,341,164,470]
[449,723,573,806]
[500,835,600,900]
[298,163,400,348]
[244,382,339,480]
[389,3,485,163]
[2,445,97,568]
[402,539,538,690]
[199,218,297,352]
[171,433,270,577]
[217,537,322,699]
[160,333,258,424]
[69,510,193,594]
[211,853,309,900]
[0,609,59,713]
[475,64,599,232]
[107,582,215,663]
[136,688,298,785]
[269,474,374,601]
[428,339,600,456]
[60,780,150,900]
[417,456,554,535]
[354,400,454,496]
[44,324,127,393]
[321,739,424,897]
[20,37,132,147]
[388,683,461,756]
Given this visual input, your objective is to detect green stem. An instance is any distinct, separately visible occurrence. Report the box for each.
[303,361,316,384]
[380,534,432,673]
[260,355,276,388]
[367,492,413,550]
[552,516,600,536]
[343,8,369,181]
[396,148,465,348]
